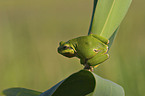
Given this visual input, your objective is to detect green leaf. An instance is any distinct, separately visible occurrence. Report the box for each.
[108,27,119,49]
[41,70,95,96]
[40,80,65,96]
[91,72,125,96]
[2,88,41,96]
[88,0,98,34]
[91,0,132,39]
[40,70,124,96]
[52,70,95,96]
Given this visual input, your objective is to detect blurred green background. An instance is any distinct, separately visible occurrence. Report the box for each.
[0,0,144,96]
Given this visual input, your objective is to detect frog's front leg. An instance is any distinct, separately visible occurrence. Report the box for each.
[87,54,109,67]
[80,58,94,71]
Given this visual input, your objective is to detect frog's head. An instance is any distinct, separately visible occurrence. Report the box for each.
[58,41,76,58]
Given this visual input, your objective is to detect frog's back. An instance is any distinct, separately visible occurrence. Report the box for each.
[74,35,105,59]
[77,35,100,46]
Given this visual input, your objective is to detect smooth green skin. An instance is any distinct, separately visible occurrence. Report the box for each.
[58,34,109,67]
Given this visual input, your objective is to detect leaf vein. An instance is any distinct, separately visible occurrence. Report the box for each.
[100,0,116,36]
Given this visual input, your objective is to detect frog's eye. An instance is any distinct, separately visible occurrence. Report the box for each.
[63,46,68,49]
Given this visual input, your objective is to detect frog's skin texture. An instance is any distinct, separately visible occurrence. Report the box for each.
[58,34,109,70]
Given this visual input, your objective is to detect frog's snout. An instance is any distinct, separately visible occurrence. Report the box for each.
[57,47,62,53]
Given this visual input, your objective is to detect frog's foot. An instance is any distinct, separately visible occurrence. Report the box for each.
[84,64,94,71]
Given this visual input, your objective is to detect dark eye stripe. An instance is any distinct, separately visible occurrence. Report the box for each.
[63,46,68,49]
[63,46,72,49]
[63,46,74,50]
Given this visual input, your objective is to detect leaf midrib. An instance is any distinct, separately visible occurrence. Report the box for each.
[100,0,116,36]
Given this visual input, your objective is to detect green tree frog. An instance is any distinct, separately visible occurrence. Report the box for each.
[57,34,109,70]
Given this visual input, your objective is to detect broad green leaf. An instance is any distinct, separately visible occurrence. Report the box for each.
[108,27,119,49]
[40,80,65,96]
[2,88,41,96]
[91,0,132,39]
[88,0,98,34]
[41,70,95,96]
[40,70,124,96]
[91,72,125,96]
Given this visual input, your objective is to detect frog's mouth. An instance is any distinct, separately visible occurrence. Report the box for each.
[62,52,76,58]
[61,48,76,58]
[58,46,74,52]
